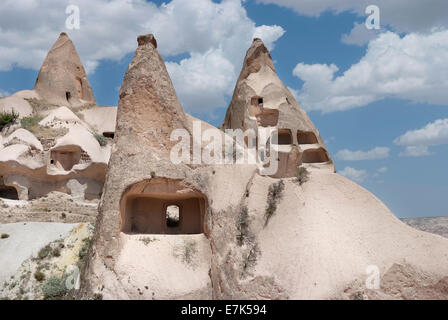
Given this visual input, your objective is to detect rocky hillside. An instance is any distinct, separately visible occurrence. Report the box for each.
[401,217,448,239]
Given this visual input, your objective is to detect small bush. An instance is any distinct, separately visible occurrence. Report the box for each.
[20,115,42,131]
[236,206,250,246]
[0,110,19,130]
[52,248,61,257]
[94,134,107,147]
[1,233,9,239]
[92,293,103,300]
[264,180,285,227]
[34,271,45,282]
[150,171,156,178]
[78,238,92,259]
[296,167,309,185]
[42,276,67,300]
[38,245,52,259]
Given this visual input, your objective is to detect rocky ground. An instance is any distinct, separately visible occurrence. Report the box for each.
[0,222,94,300]
[0,191,98,224]
[401,217,448,239]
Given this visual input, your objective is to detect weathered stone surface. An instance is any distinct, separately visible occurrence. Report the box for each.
[34,32,96,107]
[223,38,334,177]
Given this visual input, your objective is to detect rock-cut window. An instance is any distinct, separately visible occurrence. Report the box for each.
[166,205,180,227]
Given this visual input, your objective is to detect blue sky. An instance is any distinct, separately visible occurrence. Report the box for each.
[1,0,447,218]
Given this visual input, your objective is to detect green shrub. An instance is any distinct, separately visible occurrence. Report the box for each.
[52,248,61,257]
[150,171,156,178]
[264,180,285,227]
[92,293,103,300]
[20,115,42,130]
[1,233,9,239]
[78,238,92,259]
[34,271,45,282]
[94,134,107,147]
[236,206,250,246]
[42,276,67,300]
[296,167,309,185]
[0,110,19,129]
[38,245,52,259]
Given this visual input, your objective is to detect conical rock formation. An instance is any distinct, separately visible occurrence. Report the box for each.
[223,38,334,177]
[81,34,217,299]
[78,37,448,301]
[34,32,96,107]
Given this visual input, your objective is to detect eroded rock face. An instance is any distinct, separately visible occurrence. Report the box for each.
[34,32,96,107]
[223,38,334,177]
[82,34,214,299]
[80,36,448,301]
[1,33,113,203]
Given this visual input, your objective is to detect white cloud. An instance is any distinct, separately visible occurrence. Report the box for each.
[394,118,448,156]
[292,30,448,112]
[399,146,432,157]
[394,118,448,147]
[335,147,390,161]
[339,166,368,183]
[253,25,285,50]
[0,0,285,114]
[256,0,448,34]
[166,49,235,114]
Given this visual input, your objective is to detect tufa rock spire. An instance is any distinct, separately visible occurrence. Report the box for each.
[223,38,334,177]
[34,32,96,107]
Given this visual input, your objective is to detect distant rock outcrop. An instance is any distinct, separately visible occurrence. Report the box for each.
[34,32,96,107]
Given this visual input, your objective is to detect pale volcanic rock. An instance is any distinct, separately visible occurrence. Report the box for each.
[79,106,117,136]
[81,34,213,299]
[4,128,43,151]
[223,38,334,177]
[79,36,448,301]
[0,96,33,118]
[34,32,96,107]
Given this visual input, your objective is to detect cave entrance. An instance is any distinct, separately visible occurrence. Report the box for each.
[50,146,82,171]
[297,131,318,144]
[121,179,207,235]
[0,184,18,200]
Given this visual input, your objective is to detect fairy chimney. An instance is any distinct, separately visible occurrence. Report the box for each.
[34,32,96,107]
[223,38,334,177]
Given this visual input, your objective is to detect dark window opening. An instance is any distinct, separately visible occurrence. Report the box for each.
[102,132,115,139]
[272,129,293,145]
[302,148,329,163]
[297,131,318,144]
[166,205,180,228]
[258,97,263,105]
[50,159,54,164]
[0,185,18,200]
[66,91,71,101]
